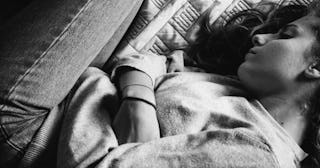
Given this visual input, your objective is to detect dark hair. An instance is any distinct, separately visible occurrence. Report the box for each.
[187,4,308,76]
[187,8,265,75]
[301,1,320,168]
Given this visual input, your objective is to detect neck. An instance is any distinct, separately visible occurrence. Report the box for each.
[259,92,310,145]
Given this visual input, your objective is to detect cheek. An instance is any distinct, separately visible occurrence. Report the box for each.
[237,56,290,93]
[238,38,314,94]
[251,43,306,78]
[237,62,267,92]
[239,55,297,82]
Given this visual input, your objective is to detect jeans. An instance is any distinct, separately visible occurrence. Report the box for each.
[0,0,142,167]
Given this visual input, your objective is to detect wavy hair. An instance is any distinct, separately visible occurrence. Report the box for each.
[187,4,308,76]
[301,1,320,168]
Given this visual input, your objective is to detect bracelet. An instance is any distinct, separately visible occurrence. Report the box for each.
[121,85,156,109]
[121,97,157,110]
[122,84,153,93]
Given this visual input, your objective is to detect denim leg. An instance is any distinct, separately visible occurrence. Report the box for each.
[0,0,142,166]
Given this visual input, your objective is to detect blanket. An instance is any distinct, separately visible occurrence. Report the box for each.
[57,66,306,168]
[58,0,312,167]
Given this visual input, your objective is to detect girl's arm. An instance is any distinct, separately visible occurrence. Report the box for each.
[113,69,160,144]
[111,52,167,144]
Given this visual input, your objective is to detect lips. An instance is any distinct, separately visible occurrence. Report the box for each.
[245,49,256,60]
[248,49,256,54]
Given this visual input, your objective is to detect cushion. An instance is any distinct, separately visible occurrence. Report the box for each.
[104,0,313,71]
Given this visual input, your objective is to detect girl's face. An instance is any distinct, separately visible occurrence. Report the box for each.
[237,15,320,96]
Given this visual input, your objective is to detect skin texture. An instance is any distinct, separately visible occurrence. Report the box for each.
[237,14,320,144]
[238,15,320,97]
[113,70,160,144]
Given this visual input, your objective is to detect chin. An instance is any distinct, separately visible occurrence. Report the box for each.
[237,63,247,81]
[237,63,257,93]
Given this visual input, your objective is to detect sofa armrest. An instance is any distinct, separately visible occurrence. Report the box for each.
[90,0,144,68]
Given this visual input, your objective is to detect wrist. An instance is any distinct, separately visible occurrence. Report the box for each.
[121,85,156,109]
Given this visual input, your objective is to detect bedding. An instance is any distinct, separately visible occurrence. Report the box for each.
[104,0,313,72]
[59,54,305,168]
[57,0,315,167]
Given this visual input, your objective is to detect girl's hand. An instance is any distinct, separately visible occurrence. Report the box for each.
[137,50,168,86]
[113,51,167,88]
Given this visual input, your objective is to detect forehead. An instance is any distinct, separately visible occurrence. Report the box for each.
[291,15,320,36]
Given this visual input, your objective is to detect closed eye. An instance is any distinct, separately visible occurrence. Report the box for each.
[277,24,298,39]
[278,31,293,39]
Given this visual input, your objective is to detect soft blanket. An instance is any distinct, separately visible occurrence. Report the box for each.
[57,64,305,168]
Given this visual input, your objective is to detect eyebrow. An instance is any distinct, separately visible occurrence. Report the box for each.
[279,24,306,36]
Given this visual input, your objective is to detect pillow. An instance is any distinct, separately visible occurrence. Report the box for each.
[104,0,313,71]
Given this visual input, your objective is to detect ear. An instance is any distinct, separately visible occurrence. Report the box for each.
[304,62,320,79]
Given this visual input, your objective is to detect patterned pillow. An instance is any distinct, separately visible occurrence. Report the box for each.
[105,0,313,70]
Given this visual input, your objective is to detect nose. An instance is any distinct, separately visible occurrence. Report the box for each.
[251,34,272,46]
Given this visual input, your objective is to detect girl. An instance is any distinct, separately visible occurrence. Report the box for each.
[1,1,319,168]
[111,1,320,168]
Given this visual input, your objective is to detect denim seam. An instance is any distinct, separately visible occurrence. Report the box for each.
[0,0,94,153]
[0,123,23,152]
[0,106,24,152]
